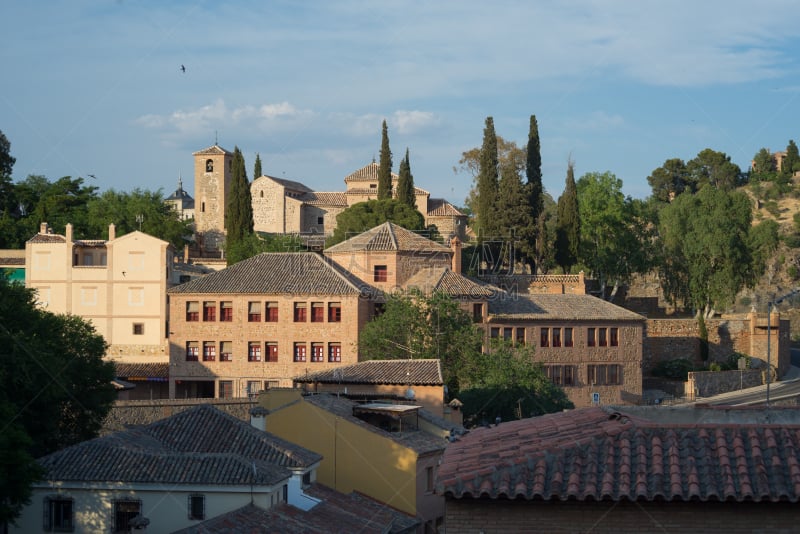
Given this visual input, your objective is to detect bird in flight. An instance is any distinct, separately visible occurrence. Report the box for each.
[87,174,97,180]
[180,65,186,73]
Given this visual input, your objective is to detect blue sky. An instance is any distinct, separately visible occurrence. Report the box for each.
[2,1,800,204]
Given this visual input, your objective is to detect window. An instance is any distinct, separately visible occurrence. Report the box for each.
[311,302,324,322]
[587,327,596,347]
[328,342,341,362]
[540,328,549,347]
[545,365,577,387]
[188,494,205,521]
[294,343,307,362]
[186,341,199,361]
[113,499,141,533]
[266,302,279,322]
[552,328,562,348]
[201,201,205,213]
[490,327,500,339]
[472,303,483,323]
[294,302,307,322]
[549,365,562,385]
[564,327,574,347]
[248,302,261,322]
[44,497,73,532]
[220,341,233,362]
[516,327,526,345]
[426,466,435,493]
[302,471,312,485]
[132,323,144,335]
[248,342,262,362]
[373,265,387,282]
[598,327,608,347]
[610,327,619,347]
[202,341,216,362]
[186,301,199,322]
[247,381,261,396]
[564,365,575,386]
[205,159,213,172]
[203,301,216,321]
[328,302,341,322]
[311,343,324,362]
[588,364,623,385]
[266,342,279,362]
[219,380,233,398]
[317,216,324,225]
[220,301,233,321]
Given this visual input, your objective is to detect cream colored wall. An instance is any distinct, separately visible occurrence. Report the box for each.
[251,178,286,233]
[325,250,400,292]
[194,152,231,251]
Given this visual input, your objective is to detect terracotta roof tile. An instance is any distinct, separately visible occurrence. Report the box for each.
[38,404,321,486]
[324,222,451,254]
[437,406,800,503]
[302,191,348,207]
[344,162,399,183]
[294,359,443,385]
[27,233,66,244]
[167,252,372,295]
[114,362,169,379]
[488,293,645,321]
[404,267,500,298]
[256,174,313,193]
[426,198,465,217]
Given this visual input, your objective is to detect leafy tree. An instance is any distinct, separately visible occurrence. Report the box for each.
[687,148,743,191]
[751,148,776,179]
[0,129,14,178]
[225,232,309,261]
[657,186,754,315]
[0,278,115,524]
[253,152,262,179]
[475,117,500,238]
[225,147,254,264]
[494,152,534,272]
[377,120,393,200]
[747,218,779,283]
[359,290,483,393]
[458,343,573,427]
[554,162,580,273]
[396,148,416,209]
[647,158,691,202]
[326,199,425,247]
[781,140,800,177]
[86,189,193,250]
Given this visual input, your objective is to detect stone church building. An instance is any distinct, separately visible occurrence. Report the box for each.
[191,144,468,254]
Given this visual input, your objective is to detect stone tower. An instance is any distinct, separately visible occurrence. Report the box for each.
[193,144,232,254]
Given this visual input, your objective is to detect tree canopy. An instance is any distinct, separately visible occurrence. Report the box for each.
[326,199,425,247]
[225,146,255,265]
[377,120,393,200]
[554,162,580,273]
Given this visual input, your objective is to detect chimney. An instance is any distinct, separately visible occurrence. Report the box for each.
[184,244,189,263]
[249,406,269,432]
[108,223,116,241]
[65,223,73,243]
[450,236,462,273]
[39,222,49,234]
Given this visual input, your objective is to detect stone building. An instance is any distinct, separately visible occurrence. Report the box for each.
[192,144,232,254]
[164,176,194,221]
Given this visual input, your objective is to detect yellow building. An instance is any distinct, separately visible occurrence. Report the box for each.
[25,222,174,363]
[260,389,452,532]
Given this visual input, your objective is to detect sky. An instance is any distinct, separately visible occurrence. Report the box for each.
[3,1,800,205]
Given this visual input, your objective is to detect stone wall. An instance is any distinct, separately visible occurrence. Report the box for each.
[252,179,284,233]
[687,369,763,399]
[102,397,257,434]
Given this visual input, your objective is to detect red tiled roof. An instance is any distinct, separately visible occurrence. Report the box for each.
[437,406,800,503]
[27,233,66,244]
[404,267,500,298]
[294,359,443,385]
[344,162,399,183]
[324,222,451,254]
[488,293,645,321]
[427,198,465,217]
[302,191,348,207]
[114,362,169,380]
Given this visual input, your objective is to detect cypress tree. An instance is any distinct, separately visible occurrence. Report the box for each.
[397,148,416,209]
[525,115,544,269]
[253,152,262,179]
[226,146,254,243]
[495,161,533,272]
[782,140,800,177]
[555,161,580,273]
[476,116,499,238]
[378,120,393,199]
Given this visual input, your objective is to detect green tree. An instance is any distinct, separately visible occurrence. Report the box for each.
[658,186,755,315]
[494,153,533,272]
[554,162,580,273]
[781,140,800,177]
[458,343,573,427]
[0,130,18,248]
[751,148,776,179]
[475,117,500,238]
[225,147,254,264]
[326,199,425,247]
[687,148,743,191]
[253,152,263,179]
[0,278,115,525]
[377,120,393,200]
[647,158,691,202]
[524,115,544,271]
[396,148,416,209]
[0,129,14,178]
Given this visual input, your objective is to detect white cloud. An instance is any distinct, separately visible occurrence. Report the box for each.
[391,111,439,134]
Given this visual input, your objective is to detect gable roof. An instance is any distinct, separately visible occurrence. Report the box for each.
[427,198,465,217]
[254,174,313,193]
[167,252,371,295]
[192,144,230,156]
[115,362,169,380]
[437,406,800,503]
[38,404,321,486]
[488,293,645,322]
[404,267,500,299]
[294,359,443,386]
[324,222,451,254]
[344,162,399,183]
[172,485,418,533]
[301,191,348,207]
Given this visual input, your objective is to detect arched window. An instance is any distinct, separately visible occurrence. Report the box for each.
[205,159,213,172]
[260,191,264,198]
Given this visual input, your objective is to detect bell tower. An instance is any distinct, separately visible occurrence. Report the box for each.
[192,144,233,254]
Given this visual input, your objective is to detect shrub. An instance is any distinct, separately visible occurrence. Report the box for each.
[651,358,695,381]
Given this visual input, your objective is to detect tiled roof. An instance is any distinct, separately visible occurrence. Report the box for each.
[259,174,313,193]
[344,162,399,183]
[301,191,348,207]
[437,406,800,502]
[488,293,645,321]
[114,362,169,379]
[427,198,465,217]
[192,144,230,155]
[324,222,452,254]
[38,404,321,486]
[167,252,371,295]
[172,485,418,533]
[404,267,500,298]
[303,394,448,455]
[0,250,24,265]
[294,359,443,386]
[27,233,66,244]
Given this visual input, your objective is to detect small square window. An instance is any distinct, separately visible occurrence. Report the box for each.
[266,302,279,322]
[132,323,144,335]
[219,380,233,398]
[540,328,549,347]
[44,497,74,532]
[328,343,341,362]
[188,494,205,521]
[317,216,324,225]
[294,343,307,362]
[220,301,233,322]
[203,301,216,321]
[328,302,341,322]
[266,342,279,362]
[294,303,307,322]
[374,265,388,282]
[311,302,324,322]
